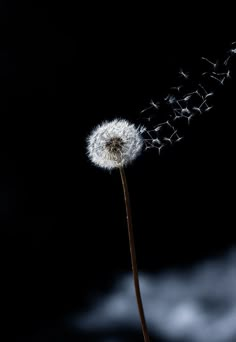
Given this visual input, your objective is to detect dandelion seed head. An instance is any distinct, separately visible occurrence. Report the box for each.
[87,119,143,170]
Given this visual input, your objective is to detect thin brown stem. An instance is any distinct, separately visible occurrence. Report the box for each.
[119,166,150,342]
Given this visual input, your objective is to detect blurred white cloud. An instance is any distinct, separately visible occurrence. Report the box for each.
[70,248,236,342]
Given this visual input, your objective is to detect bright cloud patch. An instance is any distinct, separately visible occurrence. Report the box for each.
[70,249,236,342]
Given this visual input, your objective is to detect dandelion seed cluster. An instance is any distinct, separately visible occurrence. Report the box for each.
[139,41,236,154]
[87,119,143,169]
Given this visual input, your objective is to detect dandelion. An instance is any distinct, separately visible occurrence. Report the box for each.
[86,118,150,342]
[86,41,235,341]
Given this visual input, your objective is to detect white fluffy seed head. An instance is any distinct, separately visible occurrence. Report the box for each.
[86,119,143,170]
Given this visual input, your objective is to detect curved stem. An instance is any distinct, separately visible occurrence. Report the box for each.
[119,167,150,342]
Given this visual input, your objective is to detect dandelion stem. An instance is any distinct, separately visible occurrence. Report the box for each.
[119,166,150,342]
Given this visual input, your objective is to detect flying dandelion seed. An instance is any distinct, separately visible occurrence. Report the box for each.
[139,41,236,155]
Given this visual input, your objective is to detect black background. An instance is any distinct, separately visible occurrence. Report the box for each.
[1,2,236,341]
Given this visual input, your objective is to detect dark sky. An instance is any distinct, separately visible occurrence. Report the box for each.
[1,2,236,341]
